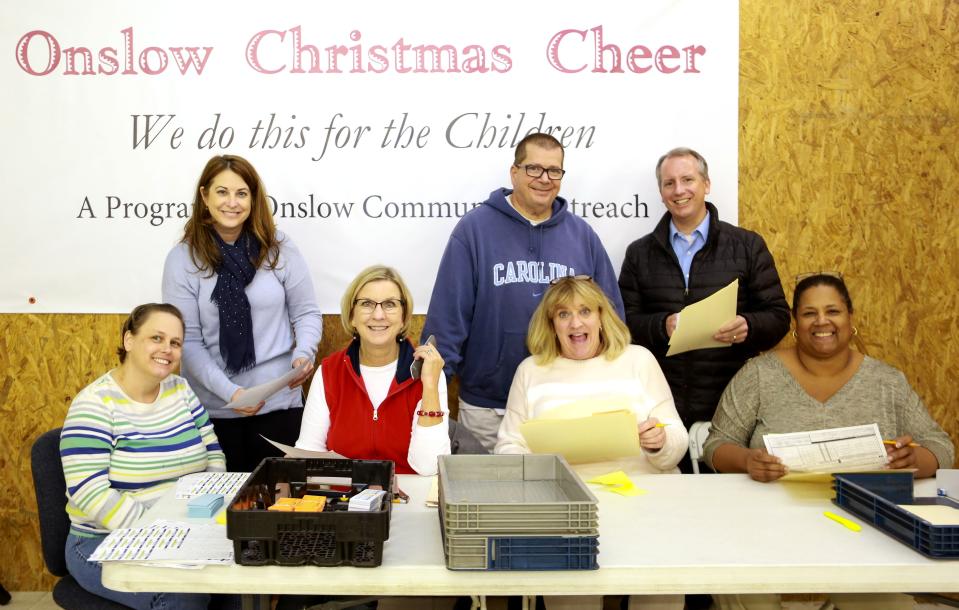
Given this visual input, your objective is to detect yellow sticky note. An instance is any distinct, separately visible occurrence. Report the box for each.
[587,471,647,496]
[613,484,644,497]
[587,471,632,486]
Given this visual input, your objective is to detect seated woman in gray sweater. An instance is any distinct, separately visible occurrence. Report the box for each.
[705,272,953,480]
[704,273,954,610]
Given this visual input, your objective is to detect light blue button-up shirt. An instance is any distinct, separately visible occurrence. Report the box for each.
[669,211,710,288]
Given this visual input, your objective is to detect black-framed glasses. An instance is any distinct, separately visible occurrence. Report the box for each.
[549,274,593,286]
[515,164,566,180]
[795,270,843,283]
[353,298,405,314]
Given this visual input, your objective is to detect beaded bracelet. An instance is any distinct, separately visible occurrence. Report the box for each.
[416,410,443,418]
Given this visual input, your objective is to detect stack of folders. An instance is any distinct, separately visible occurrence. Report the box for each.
[187,494,224,519]
[438,454,600,571]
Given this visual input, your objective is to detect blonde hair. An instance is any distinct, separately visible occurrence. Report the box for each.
[526,277,630,365]
[339,265,414,338]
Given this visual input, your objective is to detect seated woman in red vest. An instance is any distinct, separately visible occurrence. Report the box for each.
[295,265,450,474]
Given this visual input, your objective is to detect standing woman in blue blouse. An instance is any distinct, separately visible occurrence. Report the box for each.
[163,155,322,472]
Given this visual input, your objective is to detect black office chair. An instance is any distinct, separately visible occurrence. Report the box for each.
[30,427,131,610]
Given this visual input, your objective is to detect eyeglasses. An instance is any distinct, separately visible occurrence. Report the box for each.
[549,274,593,286]
[515,164,566,180]
[353,298,404,314]
[795,271,843,283]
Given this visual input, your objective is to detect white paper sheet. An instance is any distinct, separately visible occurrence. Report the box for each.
[897,504,959,526]
[763,423,888,473]
[260,435,346,460]
[89,520,233,566]
[223,360,311,409]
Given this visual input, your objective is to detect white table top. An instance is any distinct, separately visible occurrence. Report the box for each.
[102,473,958,596]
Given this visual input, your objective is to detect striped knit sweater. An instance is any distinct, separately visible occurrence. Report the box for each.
[60,372,226,536]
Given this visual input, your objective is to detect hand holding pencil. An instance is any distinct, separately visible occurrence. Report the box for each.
[884,434,919,470]
[637,417,667,451]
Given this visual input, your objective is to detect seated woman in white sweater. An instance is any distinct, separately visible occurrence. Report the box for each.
[495,275,688,475]
[495,275,687,610]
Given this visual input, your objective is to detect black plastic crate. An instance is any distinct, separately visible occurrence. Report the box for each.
[833,472,959,559]
[227,457,394,567]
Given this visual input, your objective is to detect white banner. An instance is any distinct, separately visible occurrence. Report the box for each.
[1,1,739,313]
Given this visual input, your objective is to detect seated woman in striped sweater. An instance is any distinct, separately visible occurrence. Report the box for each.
[59,303,225,610]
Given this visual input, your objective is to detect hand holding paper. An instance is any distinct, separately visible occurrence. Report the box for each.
[224,360,312,411]
[763,423,888,474]
[714,315,749,344]
[230,388,265,416]
[288,357,315,389]
[666,279,739,356]
[744,448,788,482]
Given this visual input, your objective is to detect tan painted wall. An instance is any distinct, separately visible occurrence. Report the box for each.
[2,0,957,591]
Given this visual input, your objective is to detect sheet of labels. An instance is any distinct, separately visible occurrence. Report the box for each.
[90,520,233,566]
[175,471,248,500]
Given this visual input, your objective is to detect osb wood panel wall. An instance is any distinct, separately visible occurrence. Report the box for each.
[2,0,957,592]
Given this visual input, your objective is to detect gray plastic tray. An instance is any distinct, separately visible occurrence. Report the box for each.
[438,454,598,535]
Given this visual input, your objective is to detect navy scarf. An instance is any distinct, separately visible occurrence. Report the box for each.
[211,231,260,375]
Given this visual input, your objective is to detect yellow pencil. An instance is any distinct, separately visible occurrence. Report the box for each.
[883,439,919,448]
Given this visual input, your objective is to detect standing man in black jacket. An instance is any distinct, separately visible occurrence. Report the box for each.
[618,147,789,472]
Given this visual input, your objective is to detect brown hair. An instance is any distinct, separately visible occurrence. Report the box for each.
[513,132,564,166]
[339,265,414,339]
[181,155,280,274]
[526,277,630,365]
[655,147,710,187]
[117,303,184,363]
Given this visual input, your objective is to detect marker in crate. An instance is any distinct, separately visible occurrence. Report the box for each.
[348,489,387,512]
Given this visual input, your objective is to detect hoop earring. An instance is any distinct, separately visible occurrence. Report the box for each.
[791,330,797,338]
[852,326,859,336]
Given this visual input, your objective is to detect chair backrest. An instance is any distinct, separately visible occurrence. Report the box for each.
[688,421,712,475]
[31,427,70,577]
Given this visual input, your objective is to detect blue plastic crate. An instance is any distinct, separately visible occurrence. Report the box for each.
[833,472,959,559]
[444,534,599,570]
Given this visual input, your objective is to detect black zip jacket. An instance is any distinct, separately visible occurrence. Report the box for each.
[618,202,790,426]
